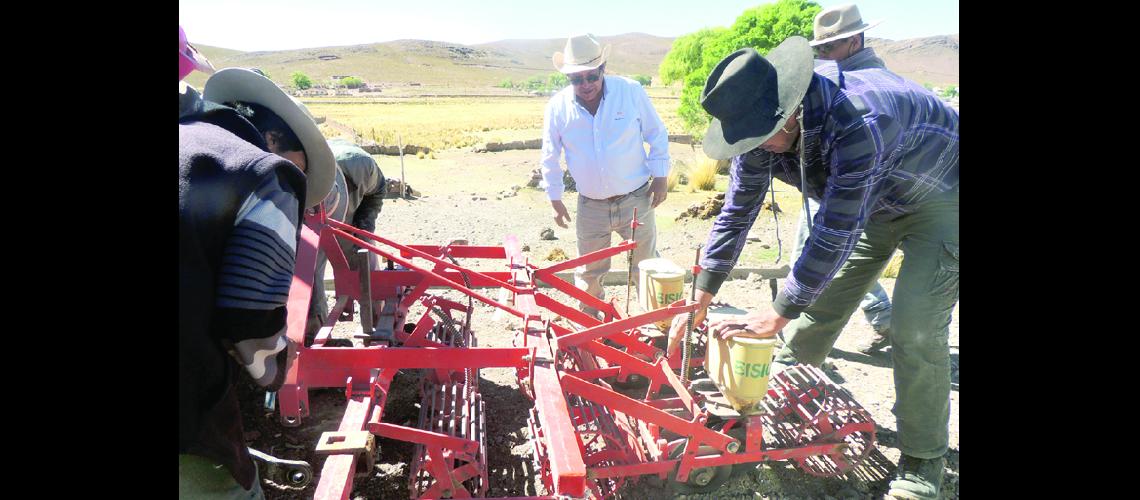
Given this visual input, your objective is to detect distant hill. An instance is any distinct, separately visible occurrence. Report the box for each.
[184,32,958,90]
[185,33,673,90]
[868,34,959,86]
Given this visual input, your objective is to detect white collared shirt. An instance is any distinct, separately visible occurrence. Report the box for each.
[540,76,671,200]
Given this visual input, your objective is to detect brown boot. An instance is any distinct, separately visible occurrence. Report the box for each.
[855,328,891,354]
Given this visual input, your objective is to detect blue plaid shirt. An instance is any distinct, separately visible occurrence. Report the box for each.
[697,62,959,318]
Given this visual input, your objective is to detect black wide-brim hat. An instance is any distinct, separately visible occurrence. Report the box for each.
[700,37,813,160]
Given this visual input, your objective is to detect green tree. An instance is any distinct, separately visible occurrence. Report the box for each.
[659,0,821,136]
[498,78,514,89]
[546,72,569,89]
[629,74,652,86]
[341,76,364,89]
[941,85,958,98]
[291,71,313,90]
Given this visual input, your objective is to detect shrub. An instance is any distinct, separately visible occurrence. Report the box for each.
[341,76,364,89]
[630,74,652,86]
[291,71,313,90]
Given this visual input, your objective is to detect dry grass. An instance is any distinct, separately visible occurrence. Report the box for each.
[689,156,719,191]
[303,96,682,153]
[666,162,685,192]
[882,252,905,278]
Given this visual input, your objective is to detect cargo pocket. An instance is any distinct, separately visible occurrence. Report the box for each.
[931,241,959,299]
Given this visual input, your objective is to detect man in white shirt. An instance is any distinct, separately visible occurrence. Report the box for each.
[540,33,671,318]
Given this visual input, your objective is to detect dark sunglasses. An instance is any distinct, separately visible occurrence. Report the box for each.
[569,73,602,85]
[812,38,848,56]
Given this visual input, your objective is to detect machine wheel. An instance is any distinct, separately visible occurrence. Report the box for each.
[666,427,744,494]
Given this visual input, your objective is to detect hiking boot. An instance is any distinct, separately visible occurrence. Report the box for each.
[887,454,945,500]
[855,328,891,354]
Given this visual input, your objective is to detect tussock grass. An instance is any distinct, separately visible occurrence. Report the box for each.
[882,252,905,278]
[667,163,685,192]
[689,156,719,191]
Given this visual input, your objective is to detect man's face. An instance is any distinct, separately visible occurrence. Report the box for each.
[264,132,308,172]
[813,36,856,61]
[758,109,801,154]
[569,67,604,102]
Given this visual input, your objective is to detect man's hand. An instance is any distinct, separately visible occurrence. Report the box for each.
[649,177,669,208]
[551,200,572,228]
[666,289,716,358]
[708,306,790,341]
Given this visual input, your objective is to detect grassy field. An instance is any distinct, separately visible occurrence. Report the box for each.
[302,93,684,152]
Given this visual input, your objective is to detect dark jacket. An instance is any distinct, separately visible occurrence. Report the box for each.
[179,102,306,489]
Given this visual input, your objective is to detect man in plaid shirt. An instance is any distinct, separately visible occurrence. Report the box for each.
[671,36,958,500]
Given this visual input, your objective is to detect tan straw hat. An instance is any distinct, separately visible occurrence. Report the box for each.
[204,68,335,208]
[552,33,611,74]
[810,4,883,46]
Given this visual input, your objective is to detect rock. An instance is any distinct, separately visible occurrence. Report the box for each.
[521,245,530,252]
[761,244,770,249]
[540,228,556,240]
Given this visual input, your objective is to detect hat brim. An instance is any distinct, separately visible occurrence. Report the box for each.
[553,44,611,74]
[204,68,334,208]
[702,37,814,160]
[809,19,883,46]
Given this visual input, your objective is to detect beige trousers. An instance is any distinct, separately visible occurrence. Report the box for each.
[574,181,658,317]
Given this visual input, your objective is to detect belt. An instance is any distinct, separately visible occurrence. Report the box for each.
[584,181,650,202]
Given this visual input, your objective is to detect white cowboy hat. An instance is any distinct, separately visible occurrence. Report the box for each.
[552,33,611,74]
[810,4,883,46]
[204,68,335,208]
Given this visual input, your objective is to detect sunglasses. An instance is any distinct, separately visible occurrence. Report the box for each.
[812,38,849,56]
[569,72,602,85]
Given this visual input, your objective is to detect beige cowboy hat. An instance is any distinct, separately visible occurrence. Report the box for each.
[204,68,335,208]
[552,33,611,74]
[810,4,883,46]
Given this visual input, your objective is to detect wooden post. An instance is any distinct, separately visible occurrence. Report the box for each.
[398,133,406,199]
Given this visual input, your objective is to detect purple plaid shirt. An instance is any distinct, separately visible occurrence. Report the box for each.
[697,62,959,318]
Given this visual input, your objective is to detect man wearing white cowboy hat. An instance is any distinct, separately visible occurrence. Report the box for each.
[810,3,884,67]
[540,33,671,318]
[179,67,335,498]
[671,37,958,500]
[797,3,895,355]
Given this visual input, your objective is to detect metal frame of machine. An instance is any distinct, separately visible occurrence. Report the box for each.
[270,210,877,499]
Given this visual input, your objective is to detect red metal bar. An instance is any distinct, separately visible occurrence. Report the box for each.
[286,224,321,345]
[370,422,479,455]
[402,244,507,259]
[558,373,735,453]
[536,240,636,275]
[504,236,587,498]
[555,302,699,348]
[567,367,622,380]
[300,346,528,372]
[314,396,373,500]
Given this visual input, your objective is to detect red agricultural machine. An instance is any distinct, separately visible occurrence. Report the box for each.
[266,209,878,499]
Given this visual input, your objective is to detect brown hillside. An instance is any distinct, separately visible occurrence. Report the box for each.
[184,33,958,90]
[868,34,959,85]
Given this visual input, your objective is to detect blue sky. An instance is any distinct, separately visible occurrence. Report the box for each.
[179,0,958,52]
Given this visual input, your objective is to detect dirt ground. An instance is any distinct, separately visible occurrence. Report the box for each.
[238,145,959,499]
